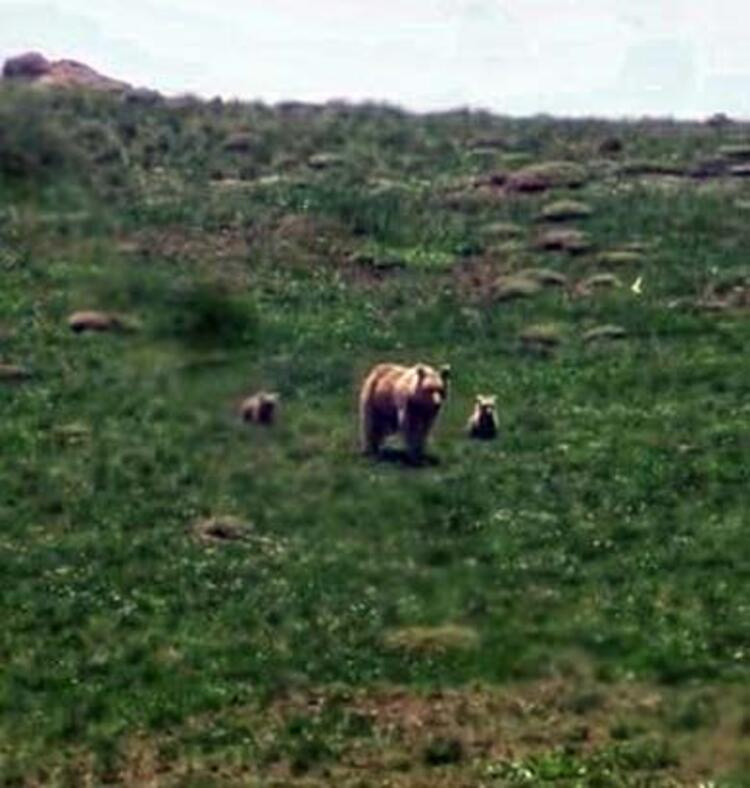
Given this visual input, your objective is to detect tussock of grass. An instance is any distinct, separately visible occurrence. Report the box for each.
[479,221,524,240]
[308,152,344,169]
[155,278,259,347]
[718,144,750,160]
[579,273,621,292]
[535,228,591,254]
[519,323,565,348]
[619,158,686,176]
[583,324,627,342]
[0,363,31,381]
[598,250,645,267]
[52,422,91,445]
[382,625,480,655]
[539,199,592,222]
[515,267,568,287]
[492,275,542,301]
[508,160,587,190]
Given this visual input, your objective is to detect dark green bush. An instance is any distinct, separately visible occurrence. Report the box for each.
[156,277,259,347]
[0,87,83,181]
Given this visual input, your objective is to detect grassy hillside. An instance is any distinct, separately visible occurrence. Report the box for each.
[1,85,750,785]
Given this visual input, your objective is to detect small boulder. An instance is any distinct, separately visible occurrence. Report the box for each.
[192,516,253,543]
[2,51,51,79]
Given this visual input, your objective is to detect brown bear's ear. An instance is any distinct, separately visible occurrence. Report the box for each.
[415,365,427,383]
[440,364,451,381]
[475,394,483,405]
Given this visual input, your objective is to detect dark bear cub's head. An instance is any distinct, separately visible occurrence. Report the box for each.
[241,391,279,425]
[468,394,498,439]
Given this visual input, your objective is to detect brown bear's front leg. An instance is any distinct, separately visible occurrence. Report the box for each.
[403,416,428,464]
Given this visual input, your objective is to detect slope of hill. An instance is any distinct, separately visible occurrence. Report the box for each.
[1,80,749,785]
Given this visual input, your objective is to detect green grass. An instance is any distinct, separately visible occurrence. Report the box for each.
[1,85,750,784]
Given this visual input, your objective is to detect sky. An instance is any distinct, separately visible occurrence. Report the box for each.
[2,0,750,118]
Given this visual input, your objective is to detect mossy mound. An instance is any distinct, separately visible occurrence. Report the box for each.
[539,199,593,222]
[598,250,646,267]
[493,275,542,301]
[515,268,568,287]
[519,323,565,349]
[382,625,480,655]
[535,228,591,255]
[508,161,587,191]
[583,324,627,343]
[479,221,524,240]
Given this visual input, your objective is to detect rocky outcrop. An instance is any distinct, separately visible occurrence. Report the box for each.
[2,51,130,92]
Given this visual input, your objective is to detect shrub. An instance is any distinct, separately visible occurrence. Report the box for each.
[156,277,259,347]
[0,87,83,181]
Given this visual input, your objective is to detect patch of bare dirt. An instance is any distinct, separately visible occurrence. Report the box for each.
[117,225,250,264]
[37,678,750,786]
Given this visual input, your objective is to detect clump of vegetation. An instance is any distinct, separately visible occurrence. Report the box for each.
[515,267,568,287]
[0,363,31,381]
[597,249,645,267]
[534,227,591,254]
[493,274,542,301]
[583,324,627,342]
[619,158,686,176]
[156,277,259,347]
[717,143,750,160]
[519,322,565,351]
[0,87,84,182]
[382,625,480,655]
[508,160,587,190]
[578,272,621,292]
[479,221,524,240]
[539,199,592,222]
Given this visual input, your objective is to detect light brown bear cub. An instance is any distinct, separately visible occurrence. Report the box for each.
[241,391,279,425]
[467,395,498,440]
[359,362,450,462]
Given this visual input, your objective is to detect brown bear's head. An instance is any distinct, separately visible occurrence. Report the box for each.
[413,363,450,410]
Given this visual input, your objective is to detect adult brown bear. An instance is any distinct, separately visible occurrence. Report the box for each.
[359,362,450,462]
